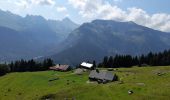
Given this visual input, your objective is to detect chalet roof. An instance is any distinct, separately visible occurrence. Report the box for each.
[49,64,70,71]
[53,64,60,68]
[81,62,93,68]
[58,65,69,71]
[89,70,114,81]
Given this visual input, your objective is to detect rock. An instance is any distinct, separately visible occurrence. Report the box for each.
[128,90,133,95]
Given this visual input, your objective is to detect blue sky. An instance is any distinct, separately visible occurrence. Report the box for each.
[0,0,170,32]
[110,0,170,14]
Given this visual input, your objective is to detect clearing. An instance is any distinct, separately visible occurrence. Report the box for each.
[0,66,170,100]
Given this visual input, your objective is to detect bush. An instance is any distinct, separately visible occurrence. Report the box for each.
[113,74,119,81]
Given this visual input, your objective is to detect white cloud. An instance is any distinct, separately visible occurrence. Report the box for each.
[68,0,170,32]
[56,6,69,18]
[113,0,122,2]
[15,0,55,8]
[65,14,70,18]
[15,0,29,9]
[56,6,67,12]
[30,0,55,6]
[126,8,170,32]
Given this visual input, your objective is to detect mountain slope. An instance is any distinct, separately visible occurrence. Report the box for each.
[0,10,79,43]
[0,10,23,31]
[50,20,170,65]
[0,10,78,62]
[0,26,39,61]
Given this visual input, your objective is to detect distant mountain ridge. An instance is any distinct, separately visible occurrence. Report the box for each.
[49,19,170,65]
[1,9,170,65]
[0,9,79,62]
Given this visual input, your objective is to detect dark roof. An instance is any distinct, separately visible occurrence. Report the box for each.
[89,70,114,81]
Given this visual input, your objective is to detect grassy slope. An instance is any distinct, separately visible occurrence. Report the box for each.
[0,66,170,100]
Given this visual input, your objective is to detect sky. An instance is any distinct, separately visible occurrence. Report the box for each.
[0,0,170,32]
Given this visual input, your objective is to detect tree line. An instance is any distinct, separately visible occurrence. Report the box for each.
[0,59,54,76]
[1,49,170,76]
[98,49,170,68]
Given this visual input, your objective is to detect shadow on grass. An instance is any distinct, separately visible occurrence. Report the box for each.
[40,94,56,100]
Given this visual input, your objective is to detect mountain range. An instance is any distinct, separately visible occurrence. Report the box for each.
[49,20,170,65]
[0,9,170,65]
[0,9,78,62]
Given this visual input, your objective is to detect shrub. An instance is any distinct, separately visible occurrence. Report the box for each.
[113,74,119,81]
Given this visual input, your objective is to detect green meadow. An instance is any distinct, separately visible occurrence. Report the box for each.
[0,66,170,100]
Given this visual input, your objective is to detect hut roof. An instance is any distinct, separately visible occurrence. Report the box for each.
[89,70,114,81]
[58,65,69,71]
[81,62,93,68]
[49,64,70,71]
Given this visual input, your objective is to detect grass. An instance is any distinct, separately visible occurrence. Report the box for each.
[0,66,170,100]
